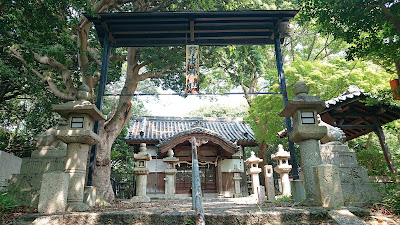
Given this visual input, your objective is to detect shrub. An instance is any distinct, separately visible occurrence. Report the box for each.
[381,183,400,215]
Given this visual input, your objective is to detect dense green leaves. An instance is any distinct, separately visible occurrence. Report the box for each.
[296,0,400,75]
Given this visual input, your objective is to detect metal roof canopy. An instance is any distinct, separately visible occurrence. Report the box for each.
[85,10,301,186]
[84,10,298,47]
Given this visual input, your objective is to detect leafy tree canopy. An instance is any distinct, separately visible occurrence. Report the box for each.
[186,103,248,117]
[296,0,400,76]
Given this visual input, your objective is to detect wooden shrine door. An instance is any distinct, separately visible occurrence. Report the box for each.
[176,163,216,194]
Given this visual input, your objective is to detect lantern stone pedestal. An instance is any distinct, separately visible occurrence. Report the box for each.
[131,143,151,203]
[52,84,105,212]
[272,144,292,196]
[163,150,179,199]
[245,151,263,198]
[279,82,327,205]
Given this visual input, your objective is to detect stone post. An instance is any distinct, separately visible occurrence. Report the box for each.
[163,149,179,198]
[232,167,242,197]
[271,144,292,196]
[131,143,151,202]
[245,151,263,197]
[264,165,276,201]
[53,84,106,212]
[279,81,327,205]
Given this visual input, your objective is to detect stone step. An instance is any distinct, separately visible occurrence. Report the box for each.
[13,206,335,225]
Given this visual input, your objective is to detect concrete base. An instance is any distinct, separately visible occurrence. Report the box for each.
[131,196,150,203]
[66,202,90,212]
[83,186,96,207]
[290,180,306,203]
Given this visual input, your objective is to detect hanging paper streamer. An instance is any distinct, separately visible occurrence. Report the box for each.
[185,45,200,93]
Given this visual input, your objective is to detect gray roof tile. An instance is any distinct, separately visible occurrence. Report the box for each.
[126,116,257,145]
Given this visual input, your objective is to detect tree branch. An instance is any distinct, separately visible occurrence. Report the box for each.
[9,47,75,100]
[379,4,400,35]
[33,53,77,96]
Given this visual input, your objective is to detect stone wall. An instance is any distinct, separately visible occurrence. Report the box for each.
[0,151,22,191]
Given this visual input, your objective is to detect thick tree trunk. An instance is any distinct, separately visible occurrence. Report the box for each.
[93,47,139,203]
[257,141,268,186]
[92,47,165,203]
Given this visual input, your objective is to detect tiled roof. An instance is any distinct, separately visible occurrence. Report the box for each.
[126,116,257,145]
[324,85,367,110]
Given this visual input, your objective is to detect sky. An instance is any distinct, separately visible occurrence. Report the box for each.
[140,89,248,117]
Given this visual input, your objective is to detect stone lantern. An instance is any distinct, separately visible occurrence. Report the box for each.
[279,81,327,204]
[131,143,151,202]
[244,151,263,196]
[271,144,292,196]
[163,149,179,198]
[53,84,106,211]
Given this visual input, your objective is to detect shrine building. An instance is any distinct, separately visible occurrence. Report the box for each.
[125,116,257,198]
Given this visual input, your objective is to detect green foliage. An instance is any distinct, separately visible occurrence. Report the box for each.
[296,0,400,75]
[285,57,394,100]
[0,192,18,214]
[0,188,32,219]
[275,195,294,203]
[348,123,399,176]
[381,183,400,215]
[186,104,248,117]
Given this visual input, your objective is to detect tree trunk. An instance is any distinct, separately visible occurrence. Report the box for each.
[93,47,139,203]
[257,141,268,186]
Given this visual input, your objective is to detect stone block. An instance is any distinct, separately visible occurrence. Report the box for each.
[341,182,385,202]
[257,186,266,204]
[83,186,96,207]
[38,171,69,213]
[313,164,344,208]
[339,167,369,183]
[290,180,306,202]
[0,151,22,189]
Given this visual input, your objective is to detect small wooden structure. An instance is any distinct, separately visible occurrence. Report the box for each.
[320,86,400,174]
[125,116,257,197]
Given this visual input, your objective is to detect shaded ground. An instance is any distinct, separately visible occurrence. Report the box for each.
[2,198,399,225]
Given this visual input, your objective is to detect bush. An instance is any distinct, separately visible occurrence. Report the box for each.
[381,183,400,215]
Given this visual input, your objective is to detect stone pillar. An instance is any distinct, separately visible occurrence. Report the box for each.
[53,84,105,212]
[131,143,151,203]
[233,170,242,197]
[271,144,292,196]
[245,151,263,197]
[264,165,275,201]
[299,139,322,199]
[163,149,179,199]
[279,82,327,205]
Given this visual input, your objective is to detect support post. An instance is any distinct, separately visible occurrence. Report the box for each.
[190,137,205,225]
[373,118,397,175]
[87,33,111,186]
[274,30,299,180]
